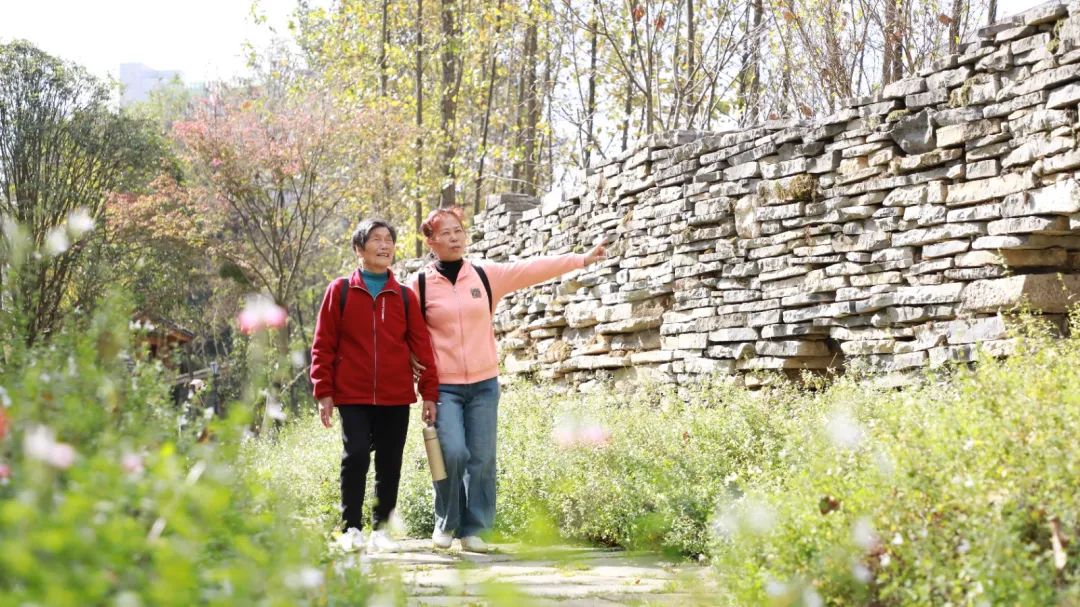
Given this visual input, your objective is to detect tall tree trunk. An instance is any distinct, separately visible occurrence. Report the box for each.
[380,0,392,214]
[684,0,696,127]
[584,0,599,167]
[892,0,904,81]
[883,0,896,84]
[738,0,763,126]
[514,0,540,195]
[949,0,961,53]
[439,0,459,208]
[643,5,655,135]
[622,5,641,150]
[988,0,997,25]
[474,0,505,214]
[380,0,390,96]
[414,0,425,256]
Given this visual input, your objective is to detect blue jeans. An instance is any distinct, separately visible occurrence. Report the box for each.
[433,378,500,538]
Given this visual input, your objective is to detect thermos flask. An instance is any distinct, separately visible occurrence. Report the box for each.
[423,424,447,481]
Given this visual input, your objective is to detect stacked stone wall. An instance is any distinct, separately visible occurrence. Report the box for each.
[471,1,1080,388]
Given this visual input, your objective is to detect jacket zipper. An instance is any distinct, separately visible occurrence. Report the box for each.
[372,292,378,405]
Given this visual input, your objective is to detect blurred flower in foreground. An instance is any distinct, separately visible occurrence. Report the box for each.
[826,409,865,450]
[0,463,9,485]
[284,566,324,590]
[67,207,95,237]
[122,452,144,475]
[238,294,288,334]
[0,407,8,441]
[23,426,77,469]
[552,414,611,448]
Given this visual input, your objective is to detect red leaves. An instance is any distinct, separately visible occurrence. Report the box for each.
[937,13,954,25]
[782,9,796,23]
[654,14,666,30]
[631,4,645,22]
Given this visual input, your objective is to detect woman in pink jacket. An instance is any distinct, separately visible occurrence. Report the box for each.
[410,207,605,553]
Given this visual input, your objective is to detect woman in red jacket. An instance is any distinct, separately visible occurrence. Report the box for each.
[310,219,439,553]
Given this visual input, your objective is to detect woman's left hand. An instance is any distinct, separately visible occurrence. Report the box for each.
[422,400,437,424]
[584,243,607,266]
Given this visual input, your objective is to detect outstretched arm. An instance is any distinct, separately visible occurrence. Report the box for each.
[483,243,606,300]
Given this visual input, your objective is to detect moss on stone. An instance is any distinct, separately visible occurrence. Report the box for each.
[948,79,973,108]
[886,108,912,123]
[772,174,817,202]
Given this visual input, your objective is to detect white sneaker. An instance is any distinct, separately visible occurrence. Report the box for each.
[461,535,489,553]
[368,529,399,553]
[432,529,453,550]
[336,527,365,552]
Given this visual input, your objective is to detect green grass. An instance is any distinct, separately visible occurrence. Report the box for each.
[251,313,1080,605]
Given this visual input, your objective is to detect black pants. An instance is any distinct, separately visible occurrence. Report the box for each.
[338,404,410,532]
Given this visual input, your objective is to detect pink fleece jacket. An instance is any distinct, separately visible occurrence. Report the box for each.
[407,254,586,385]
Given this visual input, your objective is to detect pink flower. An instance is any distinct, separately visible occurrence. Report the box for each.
[0,463,9,485]
[122,453,144,475]
[578,425,612,448]
[552,416,611,449]
[237,295,288,334]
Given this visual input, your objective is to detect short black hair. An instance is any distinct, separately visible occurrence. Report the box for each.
[352,218,397,250]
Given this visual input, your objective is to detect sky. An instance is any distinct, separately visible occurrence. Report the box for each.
[0,0,326,85]
[0,0,1057,86]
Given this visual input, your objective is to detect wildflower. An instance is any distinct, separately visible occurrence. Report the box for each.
[122,452,144,475]
[826,410,865,450]
[23,426,77,469]
[67,208,95,236]
[551,414,611,449]
[852,563,873,583]
[852,517,878,550]
[284,566,324,590]
[45,227,69,256]
[237,294,288,334]
[0,463,9,485]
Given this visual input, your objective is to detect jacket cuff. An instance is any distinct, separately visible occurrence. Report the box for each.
[313,385,333,400]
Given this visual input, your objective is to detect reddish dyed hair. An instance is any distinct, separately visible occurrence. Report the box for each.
[421,206,466,238]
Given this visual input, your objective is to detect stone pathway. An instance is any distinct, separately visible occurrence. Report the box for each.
[345,540,718,605]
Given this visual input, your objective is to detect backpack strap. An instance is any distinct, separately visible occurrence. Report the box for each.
[399,285,409,322]
[419,265,495,318]
[418,272,427,320]
[473,265,494,314]
[337,277,349,317]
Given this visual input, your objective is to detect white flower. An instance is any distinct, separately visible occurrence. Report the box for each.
[44,227,70,256]
[0,386,10,408]
[803,588,824,607]
[852,563,873,583]
[852,518,878,550]
[284,566,324,590]
[892,532,904,546]
[745,501,777,534]
[23,426,77,469]
[291,350,307,369]
[825,410,865,450]
[266,394,286,421]
[67,208,95,237]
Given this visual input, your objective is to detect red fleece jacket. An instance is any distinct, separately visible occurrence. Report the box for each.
[310,268,438,405]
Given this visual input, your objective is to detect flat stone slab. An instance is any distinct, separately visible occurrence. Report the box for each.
[342,540,715,605]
